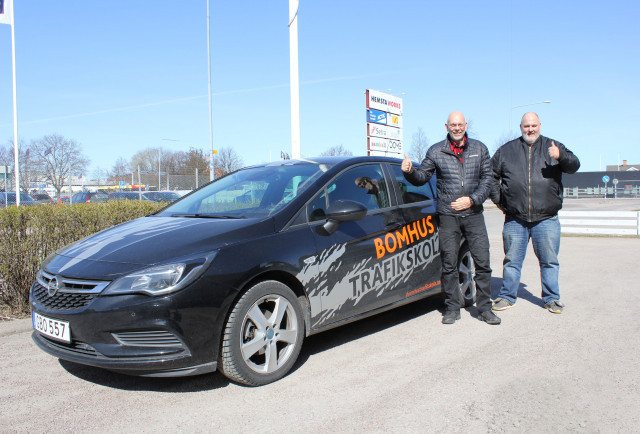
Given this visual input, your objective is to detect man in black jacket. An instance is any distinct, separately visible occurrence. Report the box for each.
[402,111,500,325]
[490,112,580,314]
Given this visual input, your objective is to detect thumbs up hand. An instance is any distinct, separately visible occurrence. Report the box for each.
[549,141,560,160]
[401,153,413,173]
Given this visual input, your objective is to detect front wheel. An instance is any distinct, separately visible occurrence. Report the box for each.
[220,281,304,386]
[458,242,476,307]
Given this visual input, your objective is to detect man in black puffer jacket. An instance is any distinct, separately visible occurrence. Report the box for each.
[402,111,500,325]
[490,112,580,314]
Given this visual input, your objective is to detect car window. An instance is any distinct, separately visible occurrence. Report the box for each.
[307,164,388,222]
[388,164,435,204]
[159,163,329,218]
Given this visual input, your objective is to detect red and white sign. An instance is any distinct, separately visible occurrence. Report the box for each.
[367,138,404,154]
[366,89,403,115]
[368,123,402,140]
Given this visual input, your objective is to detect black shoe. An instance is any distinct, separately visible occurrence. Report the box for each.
[442,311,461,324]
[478,310,501,325]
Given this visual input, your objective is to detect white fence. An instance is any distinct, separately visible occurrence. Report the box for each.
[559,211,640,236]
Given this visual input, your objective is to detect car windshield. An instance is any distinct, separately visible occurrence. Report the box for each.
[157,162,331,218]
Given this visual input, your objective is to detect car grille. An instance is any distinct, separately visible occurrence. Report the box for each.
[32,271,110,312]
[32,283,97,311]
[112,331,184,348]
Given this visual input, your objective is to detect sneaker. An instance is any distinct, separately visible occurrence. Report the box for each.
[492,298,516,311]
[545,300,565,314]
[442,311,461,324]
[478,310,501,325]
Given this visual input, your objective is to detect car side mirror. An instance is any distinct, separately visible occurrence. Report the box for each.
[322,200,367,235]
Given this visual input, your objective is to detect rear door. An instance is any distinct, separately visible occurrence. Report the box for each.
[385,162,442,300]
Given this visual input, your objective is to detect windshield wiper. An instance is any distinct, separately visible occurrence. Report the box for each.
[170,213,245,219]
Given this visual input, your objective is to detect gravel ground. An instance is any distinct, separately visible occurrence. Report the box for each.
[1,200,639,432]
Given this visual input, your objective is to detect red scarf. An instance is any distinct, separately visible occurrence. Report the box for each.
[449,136,466,163]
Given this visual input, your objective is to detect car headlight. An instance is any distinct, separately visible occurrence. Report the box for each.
[103,252,217,296]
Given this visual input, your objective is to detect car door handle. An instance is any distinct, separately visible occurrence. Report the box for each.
[385,220,401,229]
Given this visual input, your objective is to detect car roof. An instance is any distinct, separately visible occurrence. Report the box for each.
[243,155,404,171]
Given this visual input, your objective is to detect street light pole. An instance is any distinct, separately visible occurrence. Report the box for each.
[289,0,301,159]
[207,0,215,181]
[510,100,551,135]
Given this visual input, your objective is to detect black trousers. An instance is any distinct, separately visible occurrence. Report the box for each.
[438,213,492,313]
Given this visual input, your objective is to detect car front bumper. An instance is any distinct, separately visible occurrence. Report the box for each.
[29,276,230,377]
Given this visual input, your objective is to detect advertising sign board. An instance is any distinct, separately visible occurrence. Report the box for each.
[367,109,402,128]
[368,123,402,140]
[366,89,403,115]
[367,138,403,154]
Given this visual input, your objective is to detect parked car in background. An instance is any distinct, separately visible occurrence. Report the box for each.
[29,156,477,386]
[142,191,181,202]
[70,191,109,204]
[57,196,70,205]
[31,192,55,205]
[0,191,40,207]
[108,191,150,201]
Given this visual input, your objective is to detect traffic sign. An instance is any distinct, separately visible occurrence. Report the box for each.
[602,175,610,183]
[613,178,618,185]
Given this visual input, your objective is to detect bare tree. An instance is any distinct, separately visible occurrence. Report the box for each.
[465,119,476,139]
[93,166,107,186]
[492,131,520,154]
[130,147,161,174]
[409,128,429,161]
[320,144,353,157]
[109,157,131,181]
[214,147,244,176]
[30,134,89,197]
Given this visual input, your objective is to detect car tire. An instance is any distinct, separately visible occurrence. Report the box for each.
[220,280,304,386]
[458,242,476,307]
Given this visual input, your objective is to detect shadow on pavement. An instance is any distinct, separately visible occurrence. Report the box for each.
[291,295,443,375]
[491,276,544,307]
[59,295,445,392]
[58,360,231,392]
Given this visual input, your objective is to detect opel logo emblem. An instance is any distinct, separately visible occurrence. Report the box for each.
[47,276,61,297]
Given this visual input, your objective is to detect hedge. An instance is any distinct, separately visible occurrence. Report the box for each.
[0,201,166,315]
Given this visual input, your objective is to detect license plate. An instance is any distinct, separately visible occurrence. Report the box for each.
[33,312,71,343]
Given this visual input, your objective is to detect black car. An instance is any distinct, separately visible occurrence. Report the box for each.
[142,191,182,202]
[108,191,151,201]
[70,191,109,204]
[31,192,55,204]
[30,156,476,386]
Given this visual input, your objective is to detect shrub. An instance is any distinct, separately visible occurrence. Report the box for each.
[0,201,165,315]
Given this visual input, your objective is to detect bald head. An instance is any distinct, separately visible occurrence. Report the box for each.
[520,112,541,145]
[445,111,467,143]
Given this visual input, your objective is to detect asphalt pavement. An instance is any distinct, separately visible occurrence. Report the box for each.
[1,198,639,432]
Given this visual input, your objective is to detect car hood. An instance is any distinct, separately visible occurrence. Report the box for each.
[45,216,272,279]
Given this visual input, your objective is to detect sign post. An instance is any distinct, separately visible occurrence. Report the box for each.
[613,178,618,199]
[602,175,609,199]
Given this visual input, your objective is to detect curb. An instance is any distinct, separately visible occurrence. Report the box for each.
[0,318,33,337]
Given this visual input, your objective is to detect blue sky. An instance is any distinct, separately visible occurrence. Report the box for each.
[1,0,639,177]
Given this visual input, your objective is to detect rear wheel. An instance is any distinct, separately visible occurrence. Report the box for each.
[220,281,304,386]
[458,243,476,307]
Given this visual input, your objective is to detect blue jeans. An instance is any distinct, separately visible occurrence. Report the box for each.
[498,215,561,305]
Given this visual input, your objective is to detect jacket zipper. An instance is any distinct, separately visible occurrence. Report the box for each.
[528,145,532,220]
